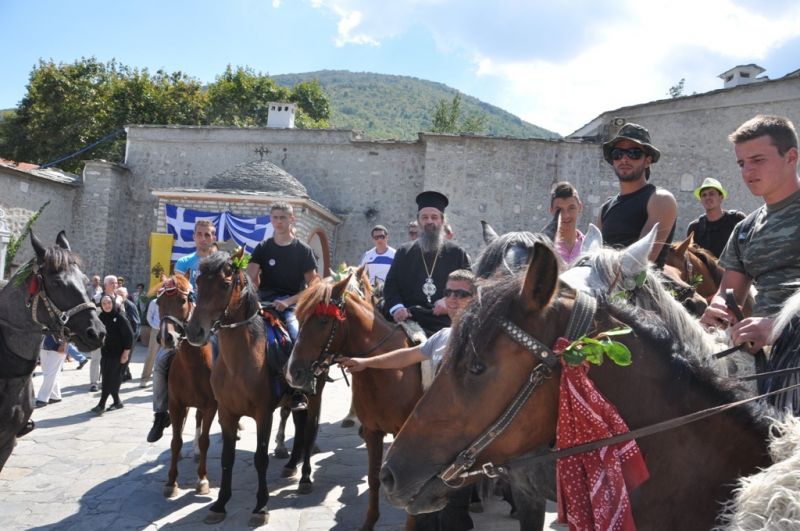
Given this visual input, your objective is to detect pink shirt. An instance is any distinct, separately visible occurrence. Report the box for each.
[555,230,584,266]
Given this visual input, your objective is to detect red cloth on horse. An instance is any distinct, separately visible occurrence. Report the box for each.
[555,359,649,531]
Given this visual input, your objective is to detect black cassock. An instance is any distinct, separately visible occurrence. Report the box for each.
[383,240,470,334]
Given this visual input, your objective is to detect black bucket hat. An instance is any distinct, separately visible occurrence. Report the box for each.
[602,123,661,164]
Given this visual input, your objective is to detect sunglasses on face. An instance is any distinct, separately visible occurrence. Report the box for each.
[373,234,387,240]
[610,147,645,161]
[443,288,472,299]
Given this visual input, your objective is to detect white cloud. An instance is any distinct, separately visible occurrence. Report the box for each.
[308,0,800,134]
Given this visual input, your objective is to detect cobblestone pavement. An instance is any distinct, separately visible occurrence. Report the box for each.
[1,344,560,530]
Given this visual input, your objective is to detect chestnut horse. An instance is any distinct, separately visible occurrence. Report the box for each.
[152,273,217,498]
[287,268,420,531]
[0,232,105,473]
[185,251,316,526]
[381,241,774,530]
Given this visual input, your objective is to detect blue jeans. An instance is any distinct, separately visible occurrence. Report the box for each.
[265,296,299,341]
[67,344,87,364]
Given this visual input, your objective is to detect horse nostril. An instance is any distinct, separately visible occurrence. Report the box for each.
[291,366,306,384]
[379,464,396,493]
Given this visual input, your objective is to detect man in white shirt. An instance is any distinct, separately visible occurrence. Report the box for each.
[359,225,396,285]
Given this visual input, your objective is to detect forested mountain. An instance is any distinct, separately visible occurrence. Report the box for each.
[273,70,558,140]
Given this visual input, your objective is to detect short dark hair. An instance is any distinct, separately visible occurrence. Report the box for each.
[371,224,388,236]
[729,115,798,156]
[550,181,581,206]
[447,269,476,294]
[270,202,294,215]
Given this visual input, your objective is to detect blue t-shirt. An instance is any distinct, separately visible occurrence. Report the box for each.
[175,252,201,292]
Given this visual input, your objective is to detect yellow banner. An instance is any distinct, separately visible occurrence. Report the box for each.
[148,233,174,291]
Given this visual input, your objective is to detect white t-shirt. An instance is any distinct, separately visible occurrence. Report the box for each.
[359,246,396,284]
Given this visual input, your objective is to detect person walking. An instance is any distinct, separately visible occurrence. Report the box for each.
[92,295,133,415]
[35,335,67,407]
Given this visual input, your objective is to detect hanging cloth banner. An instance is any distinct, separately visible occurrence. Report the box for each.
[164,204,273,261]
[148,232,175,291]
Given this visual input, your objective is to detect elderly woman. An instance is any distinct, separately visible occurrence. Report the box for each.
[91,295,133,415]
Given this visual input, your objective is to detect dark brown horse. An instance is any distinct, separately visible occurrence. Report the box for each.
[287,267,420,531]
[152,273,217,498]
[381,242,773,530]
[185,251,314,526]
[0,232,105,473]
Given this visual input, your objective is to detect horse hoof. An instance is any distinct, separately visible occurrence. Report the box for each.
[297,481,313,494]
[341,418,355,428]
[281,466,297,478]
[248,511,269,527]
[204,511,226,525]
[196,479,210,495]
[163,484,180,498]
[273,447,289,459]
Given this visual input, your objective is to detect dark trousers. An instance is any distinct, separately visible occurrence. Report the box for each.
[414,486,473,531]
[99,354,123,408]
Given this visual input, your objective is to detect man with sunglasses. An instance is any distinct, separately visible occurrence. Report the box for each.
[359,225,396,285]
[597,123,677,268]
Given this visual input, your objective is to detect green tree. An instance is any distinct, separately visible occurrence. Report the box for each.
[290,80,330,128]
[431,93,487,134]
[206,65,291,126]
[668,78,685,98]
[5,200,49,277]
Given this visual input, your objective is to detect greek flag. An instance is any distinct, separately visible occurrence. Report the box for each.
[165,204,272,260]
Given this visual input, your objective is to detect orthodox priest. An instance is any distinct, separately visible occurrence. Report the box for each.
[384,191,471,334]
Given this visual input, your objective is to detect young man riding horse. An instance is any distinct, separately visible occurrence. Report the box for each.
[246,201,319,412]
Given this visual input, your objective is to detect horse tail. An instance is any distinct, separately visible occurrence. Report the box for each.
[716,415,800,531]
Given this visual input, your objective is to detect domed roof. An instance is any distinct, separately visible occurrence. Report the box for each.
[205,159,308,197]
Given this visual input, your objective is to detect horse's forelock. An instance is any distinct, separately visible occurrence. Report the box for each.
[199,251,230,276]
[474,231,544,279]
[296,280,334,322]
[690,244,724,284]
[42,246,79,273]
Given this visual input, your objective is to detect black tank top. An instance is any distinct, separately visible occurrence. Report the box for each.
[600,183,675,268]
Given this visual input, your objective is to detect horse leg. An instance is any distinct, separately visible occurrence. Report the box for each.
[193,408,202,462]
[249,410,273,527]
[297,392,321,494]
[204,410,238,524]
[195,405,216,495]
[273,405,290,458]
[360,427,385,531]
[164,404,188,498]
[281,409,307,478]
[341,390,359,428]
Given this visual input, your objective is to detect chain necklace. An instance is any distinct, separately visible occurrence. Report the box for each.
[420,246,442,304]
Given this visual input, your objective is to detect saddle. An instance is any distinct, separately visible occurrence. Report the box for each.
[261,308,293,378]
[398,320,435,391]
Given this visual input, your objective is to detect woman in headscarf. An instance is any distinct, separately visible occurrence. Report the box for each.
[92,295,133,415]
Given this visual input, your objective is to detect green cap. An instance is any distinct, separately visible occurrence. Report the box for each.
[602,123,661,164]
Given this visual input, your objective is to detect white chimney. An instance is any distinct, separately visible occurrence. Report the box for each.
[267,102,296,129]
[718,64,767,89]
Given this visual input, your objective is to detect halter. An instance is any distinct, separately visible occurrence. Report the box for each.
[26,261,97,341]
[155,279,194,342]
[437,289,597,487]
[208,267,260,334]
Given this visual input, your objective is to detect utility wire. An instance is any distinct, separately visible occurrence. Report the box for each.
[40,128,126,169]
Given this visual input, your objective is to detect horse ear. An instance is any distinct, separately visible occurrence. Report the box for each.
[332,273,352,298]
[621,224,657,278]
[581,224,603,254]
[55,230,71,250]
[673,233,692,259]
[540,208,560,242]
[521,242,559,313]
[30,231,46,262]
[481,220,499,245]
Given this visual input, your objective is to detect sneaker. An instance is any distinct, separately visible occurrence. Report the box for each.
[77,359,89,370]
[290,392,308,412]
[89,384,98,392]
[91,405,105,416]
[139,379,150,389]
[35,400,48,408]
[147,412,171,443]
[17,419,35,437]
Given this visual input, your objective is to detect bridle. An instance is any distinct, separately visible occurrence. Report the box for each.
[207,266,260,335]
[438,289,597,487]
[26,260,97,341]
[155,279,194,343]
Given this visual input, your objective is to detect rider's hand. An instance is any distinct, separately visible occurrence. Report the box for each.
[274,299,289,312]
[731,317,774,353]
[432,298,448,316]
[338,357,367,372]
[392,307,410,322]
[700,296,734,329]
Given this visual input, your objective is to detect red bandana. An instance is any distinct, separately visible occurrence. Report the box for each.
[554,353,649,531]
[313,302,345,321]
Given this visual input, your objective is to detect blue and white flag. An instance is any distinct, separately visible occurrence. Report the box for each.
[165,204,272,260]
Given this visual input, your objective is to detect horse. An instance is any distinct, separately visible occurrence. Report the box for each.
[152,273,217,498]
[380,238,776,530]
[287,267,420,531]
[0,231,105,473]
[184,250,316,526]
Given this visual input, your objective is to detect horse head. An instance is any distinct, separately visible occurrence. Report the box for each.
[380,242,566,513]
[26,231,105,351]
[153,273,193,349]
[474,228,548,279]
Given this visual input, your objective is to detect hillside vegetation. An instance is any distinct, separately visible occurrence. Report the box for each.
[273,70,558,140]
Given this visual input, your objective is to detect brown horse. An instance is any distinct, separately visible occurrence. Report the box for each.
[381,242,773,530]
[185,251,315,526]
[152,273,217,498]
[287,267,420,531]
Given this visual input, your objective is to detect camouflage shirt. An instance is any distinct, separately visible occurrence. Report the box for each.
[719,188,800,316]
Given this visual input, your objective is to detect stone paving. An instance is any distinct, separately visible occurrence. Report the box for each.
[1,344,560,530]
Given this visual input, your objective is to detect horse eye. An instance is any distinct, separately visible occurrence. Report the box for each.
[468,359,485,375]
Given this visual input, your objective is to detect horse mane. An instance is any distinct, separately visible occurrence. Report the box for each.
[772,287,800,343]
[148,272,191,297]
[690,243,724,285]
[296,272,372,323]
[199,251,230,276]
[474,231,552,278]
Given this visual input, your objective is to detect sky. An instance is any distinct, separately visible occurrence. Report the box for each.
[2,0,799,136]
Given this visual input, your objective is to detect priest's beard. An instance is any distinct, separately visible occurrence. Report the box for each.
[418,224,445,254]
